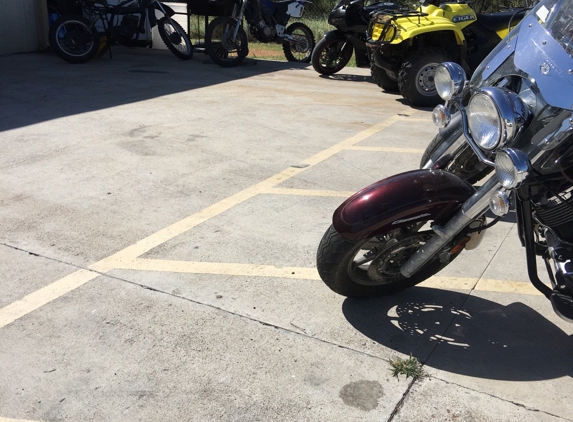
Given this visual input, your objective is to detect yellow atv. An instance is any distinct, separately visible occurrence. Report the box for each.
[366,0,527,106]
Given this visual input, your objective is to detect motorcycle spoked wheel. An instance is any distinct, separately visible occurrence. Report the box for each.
[421,133,492,185]
[316,223,464,298]
[157,17,194,60]
[311,37,353,75]
[398,48,449,107]
[205,17,249,67]
[282,22,315,63]
[49,15,100,64]
[370,65,398,92]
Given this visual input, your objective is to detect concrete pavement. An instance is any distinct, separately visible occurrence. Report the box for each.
[0,46,572,421]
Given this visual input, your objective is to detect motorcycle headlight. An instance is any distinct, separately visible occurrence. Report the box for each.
[495,148,530,189]
[468,87,530,151]
[434,62,466,101]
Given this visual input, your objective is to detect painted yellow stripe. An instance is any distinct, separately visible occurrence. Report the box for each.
[474,278,543,295]
[113,258,321,280]
[0,418,42,422]
[0,115,403,328]
[421,276,479,291]
[264,188,355,197]
[0,269,99,330]
[347,146,425,153]
[91,115,405,270]
[109,259,543,296]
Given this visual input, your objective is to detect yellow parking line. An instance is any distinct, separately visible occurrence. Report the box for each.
[0,114,404,328]
[264,188,355,197]
[0,418,42,422]
[347,146,425,153]
[113,258,321,280]
[0,269,99,330]
[474,278,542,295]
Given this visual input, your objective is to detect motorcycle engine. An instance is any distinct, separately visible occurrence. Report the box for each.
[250,19,276,43]
[117,15,140,40]
[534,187,573,244]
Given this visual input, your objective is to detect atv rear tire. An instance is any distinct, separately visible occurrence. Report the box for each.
[371,65,398,92]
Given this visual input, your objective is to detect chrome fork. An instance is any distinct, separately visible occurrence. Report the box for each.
[400,176,501,278]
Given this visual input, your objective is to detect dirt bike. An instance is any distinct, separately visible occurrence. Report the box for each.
[317,0,573,324]
[311,0,401,75]
[204,0,315,67]
[365,0,526,106]
[49,0,193,64]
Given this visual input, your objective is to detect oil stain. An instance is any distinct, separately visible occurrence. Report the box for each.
[339,380,384,411]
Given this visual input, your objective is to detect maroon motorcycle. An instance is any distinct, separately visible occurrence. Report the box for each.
[316,0,573,323]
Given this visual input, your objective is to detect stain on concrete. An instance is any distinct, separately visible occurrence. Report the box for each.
[339,380,384,411]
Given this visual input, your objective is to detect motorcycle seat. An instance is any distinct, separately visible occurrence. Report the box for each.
[477,10,524,33]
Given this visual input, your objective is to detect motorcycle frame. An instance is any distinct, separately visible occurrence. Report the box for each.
[81,0,178,41]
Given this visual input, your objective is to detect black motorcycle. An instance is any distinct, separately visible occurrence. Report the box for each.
[317,0,573,323]
[311,0,400,75]
[49,0,193,63]
[204,0,315,67]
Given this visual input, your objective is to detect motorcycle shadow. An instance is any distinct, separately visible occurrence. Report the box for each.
[342,287,573,381]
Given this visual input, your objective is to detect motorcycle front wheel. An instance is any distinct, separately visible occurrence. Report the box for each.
[283,22,315,63]
[49,15,99,63]
[316,223,463,298]
[157,17,194,60]
[311,37,353,75]
[205,17,249,67]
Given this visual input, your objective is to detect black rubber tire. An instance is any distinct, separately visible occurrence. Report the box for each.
[157,17,193,60]
[371,65,399,92]
[49,15,99,64]
[205,17,249,68]
[421,133,492,184]
[283,22,315,63]
[311,36,353,75]
[398,49,449,107]
[316,224,462,298]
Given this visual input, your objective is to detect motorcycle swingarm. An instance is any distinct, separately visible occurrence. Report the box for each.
[333,169,475,242]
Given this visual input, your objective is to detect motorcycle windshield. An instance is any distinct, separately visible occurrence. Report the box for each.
[471,0,573,111]
[514,0,573,111]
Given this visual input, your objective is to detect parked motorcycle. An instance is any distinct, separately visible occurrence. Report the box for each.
[204,0,315,67]
[316,0,573,323]
[311,0,401,75]
[49,0,193,64]
[366,0,526,106]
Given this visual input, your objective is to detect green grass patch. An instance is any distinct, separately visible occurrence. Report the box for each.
[389,354,425,380]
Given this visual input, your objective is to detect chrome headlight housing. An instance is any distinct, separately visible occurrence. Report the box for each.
[435,62,467,101]
[468,87,530,151]
[495,148,530,189]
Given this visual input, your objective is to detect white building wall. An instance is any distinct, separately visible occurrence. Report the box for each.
[0,0,48,55]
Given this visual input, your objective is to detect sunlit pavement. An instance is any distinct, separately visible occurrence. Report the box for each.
[0,47,571,421]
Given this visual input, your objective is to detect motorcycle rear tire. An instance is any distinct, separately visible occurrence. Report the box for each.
[311,37,353,75]
[205,17,249,67]
[283,22,315,63]
[316,224,462,298]
[421,133,491,184]
[49,15,99,64]
[370,65,398,92]
[157,17,194,60]
[398,49,449,107]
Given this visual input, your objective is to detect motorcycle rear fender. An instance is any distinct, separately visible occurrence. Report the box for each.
[333,169,475,241]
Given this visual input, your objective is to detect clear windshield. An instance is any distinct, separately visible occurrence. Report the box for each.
[471,0,573,111]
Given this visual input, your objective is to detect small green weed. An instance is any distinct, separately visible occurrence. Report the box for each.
[389,354,424,380]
